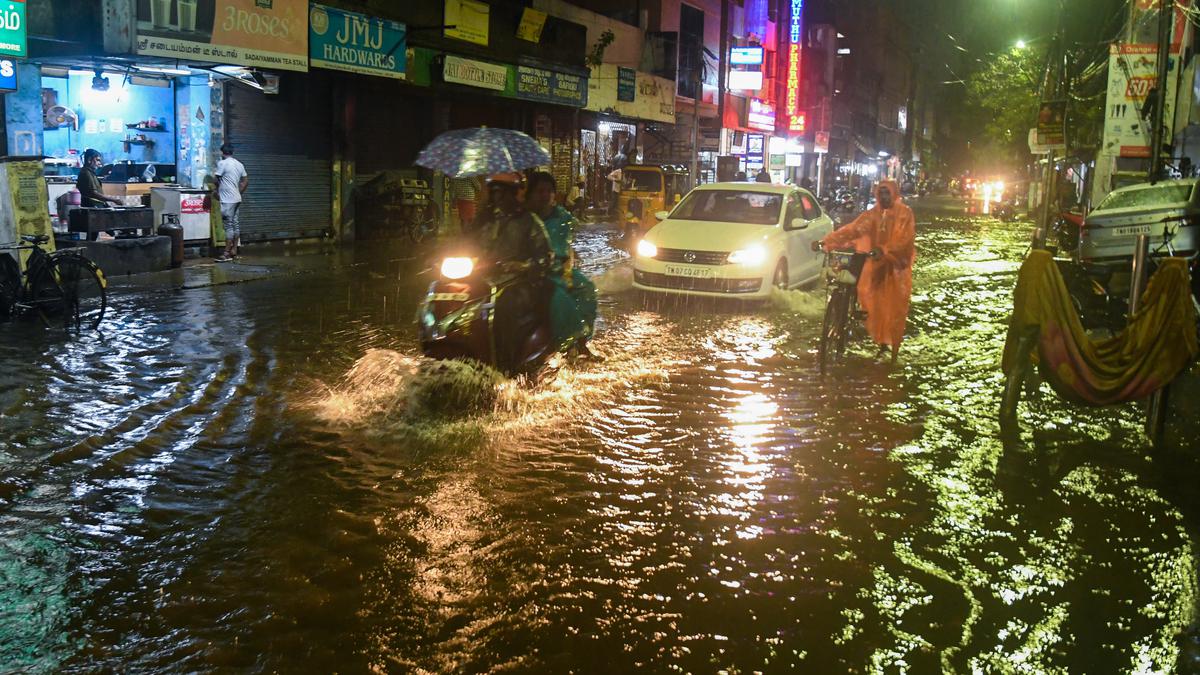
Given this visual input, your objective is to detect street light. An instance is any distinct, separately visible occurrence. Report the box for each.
[1015,39,1027,49]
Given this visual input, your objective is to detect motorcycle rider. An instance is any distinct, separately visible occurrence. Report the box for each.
[471,173,554,371]
[524,171,600,359]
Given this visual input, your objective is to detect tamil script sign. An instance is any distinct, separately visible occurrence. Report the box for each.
[0,0,25,58]
[514,65,587,107]
[1035,99,1067,149]
[443,54,507,90]
[309,4,405,79]
[136,0,308,71]
[1102,43,1179,158]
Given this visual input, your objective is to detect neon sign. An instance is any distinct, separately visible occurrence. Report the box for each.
[786,0,803,133]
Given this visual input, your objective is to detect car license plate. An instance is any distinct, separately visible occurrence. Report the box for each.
[1113,224,1151,237]
[665,264,714,278]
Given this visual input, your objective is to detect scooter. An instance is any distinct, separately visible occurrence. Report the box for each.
[417,249,557,378]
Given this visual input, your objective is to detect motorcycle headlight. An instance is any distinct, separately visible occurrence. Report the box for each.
[636,239,658,258]
[440,257,474,279]
[727,245,767,267]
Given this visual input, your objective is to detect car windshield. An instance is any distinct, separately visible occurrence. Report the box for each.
[623,169,663,192]
[670,190,783,224]
[1096,183,1193,211]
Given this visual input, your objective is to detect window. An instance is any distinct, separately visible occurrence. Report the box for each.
[623,169,664,192]
[800,192,822,219]
[1096,183,1194,212]
[673,190,784,225]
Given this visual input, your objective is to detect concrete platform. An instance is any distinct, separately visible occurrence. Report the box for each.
[59,236,172,277]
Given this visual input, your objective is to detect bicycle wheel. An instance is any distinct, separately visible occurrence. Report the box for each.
[31,253,107,330]
[0,252,19,318]
[819,288,848,374]
[834,293,853,356]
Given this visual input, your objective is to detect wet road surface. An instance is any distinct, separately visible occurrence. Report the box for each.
[1,197,1196,673]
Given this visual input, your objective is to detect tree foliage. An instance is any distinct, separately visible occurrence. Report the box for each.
[964,46,1045,170]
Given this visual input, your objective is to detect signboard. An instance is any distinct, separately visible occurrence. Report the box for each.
[1102,43,1179,158]
[730,46,763,65]
[309,4,406,79]
[514,65,587,107]
[747,98,775,131]
[585,65,675,123]
[516,7,547,43]
[445,0,489,46]
[136,0,308,71]
[0,0,25,58]
[814,130,830,154]
[617,66,636,102]
[728,70,763,90]
[1035,99,1067,149]
[443,54,507,90]
[0,58,15,93]
[786,0,804,132]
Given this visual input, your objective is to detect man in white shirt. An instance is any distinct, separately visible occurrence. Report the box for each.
[213,143,248,262]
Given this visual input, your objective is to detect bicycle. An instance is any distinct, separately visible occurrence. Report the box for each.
[816,244,877,374]
[405,201,442,243]
[0,234,107,331]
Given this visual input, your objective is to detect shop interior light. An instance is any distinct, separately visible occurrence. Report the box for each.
[134,65,192,76]
[837,48,851,55]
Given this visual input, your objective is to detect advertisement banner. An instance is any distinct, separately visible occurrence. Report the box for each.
[0,0,25,58]
[445,0,489,46]
[1035,99,1067,149]
[309,4,405,79]
[748,98,775,132]
[516,7,547,43]
[1102,43,1179,158]
[514,65,587,107]
[444,55,507,90]
[136,0,307,71]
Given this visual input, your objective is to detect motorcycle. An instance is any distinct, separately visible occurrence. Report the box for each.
[417,248,558,378]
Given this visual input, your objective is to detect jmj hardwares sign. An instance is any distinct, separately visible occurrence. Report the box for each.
[443,55,507,91]
[137,0,308,71]
[0,58,15,93]
[514,65,587,107]
[310,4,405,79]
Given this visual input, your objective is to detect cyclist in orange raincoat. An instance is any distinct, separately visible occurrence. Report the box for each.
[817,179,916,363]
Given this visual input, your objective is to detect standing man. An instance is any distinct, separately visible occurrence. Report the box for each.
[606,166,623,220]
[814,180,916,363]
[76,149,122,208]
[214,143,248,262]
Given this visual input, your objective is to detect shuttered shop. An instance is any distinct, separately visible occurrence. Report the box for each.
[226,74,333,241]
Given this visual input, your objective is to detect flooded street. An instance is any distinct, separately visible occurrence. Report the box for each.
[1,198,1196,672]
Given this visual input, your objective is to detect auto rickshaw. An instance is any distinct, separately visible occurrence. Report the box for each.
[619,164,688,242]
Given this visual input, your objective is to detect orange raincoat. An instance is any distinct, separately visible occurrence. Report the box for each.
[820,180,916,350]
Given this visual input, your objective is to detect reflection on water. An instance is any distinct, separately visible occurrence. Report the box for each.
[0,209,1195,672]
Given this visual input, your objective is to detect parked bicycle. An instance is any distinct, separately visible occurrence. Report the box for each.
[816,244,877,374]
[0,234,107,331]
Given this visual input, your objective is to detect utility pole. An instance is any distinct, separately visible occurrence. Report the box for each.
[717,0,729,161]
[1148,0,1172,182]
[690,46,701,188]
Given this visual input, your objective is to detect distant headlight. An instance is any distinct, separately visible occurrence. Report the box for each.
[727,245,768,266]
[636,239,658,258]
[440,257,474,279]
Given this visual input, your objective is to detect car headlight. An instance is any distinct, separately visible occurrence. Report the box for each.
[440,257,474,279]
[727,245,767,266]
[636,239,658,258]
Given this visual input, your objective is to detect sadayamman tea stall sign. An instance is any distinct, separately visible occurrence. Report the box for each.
[513,65,587,107]
[309,4,405,79]
[136,0,308,72]
[0,0,24,58]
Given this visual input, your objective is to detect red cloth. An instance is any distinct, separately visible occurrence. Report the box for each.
[821,180,917,349]
[456,199,476,226]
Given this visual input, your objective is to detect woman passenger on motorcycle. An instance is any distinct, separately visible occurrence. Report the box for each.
[525,171,601,359]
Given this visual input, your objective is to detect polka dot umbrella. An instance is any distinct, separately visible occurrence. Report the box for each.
[415,127,552,178]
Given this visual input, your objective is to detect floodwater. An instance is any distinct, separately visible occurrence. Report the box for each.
[1,198,1197,673]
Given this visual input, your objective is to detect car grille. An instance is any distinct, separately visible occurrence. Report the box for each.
[635,270,762,294]
[655,248,730,265]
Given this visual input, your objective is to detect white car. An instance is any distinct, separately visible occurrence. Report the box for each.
[632,182,835,299]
